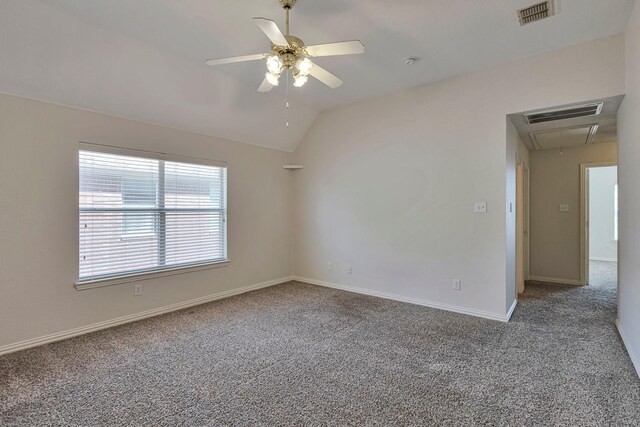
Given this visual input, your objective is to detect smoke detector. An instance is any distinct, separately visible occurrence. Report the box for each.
[518,1,555,26]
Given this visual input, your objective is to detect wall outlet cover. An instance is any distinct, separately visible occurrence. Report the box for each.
[474,202,487,213]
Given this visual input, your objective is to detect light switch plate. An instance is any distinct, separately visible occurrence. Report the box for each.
[559,204,569,212]
[474,202,487,213]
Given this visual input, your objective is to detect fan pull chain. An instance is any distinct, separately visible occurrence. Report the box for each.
[285,71,290,129]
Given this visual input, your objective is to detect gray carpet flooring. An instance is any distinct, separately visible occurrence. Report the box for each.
[1,261,639,426]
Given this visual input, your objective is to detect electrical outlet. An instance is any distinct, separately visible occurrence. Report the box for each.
[452,279,461,290]
[347,265,353,274]
[134,284,142,296]
[474,202,487,213]
[328,261,332,271]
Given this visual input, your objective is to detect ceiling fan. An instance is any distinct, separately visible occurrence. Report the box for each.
[205,0,364,92]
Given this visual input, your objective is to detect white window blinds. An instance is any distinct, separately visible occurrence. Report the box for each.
[79,147,227,282]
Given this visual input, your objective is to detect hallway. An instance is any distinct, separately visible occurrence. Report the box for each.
[520,261,617,328]
[514,260,639,423]
[589,260,617,290]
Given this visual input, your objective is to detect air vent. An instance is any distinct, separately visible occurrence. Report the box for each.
[518,1,555,26]
[524,103,603,125]
[529,124,599,151]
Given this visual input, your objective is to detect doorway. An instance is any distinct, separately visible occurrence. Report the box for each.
[507,95,622,297]
[580,164,618,286]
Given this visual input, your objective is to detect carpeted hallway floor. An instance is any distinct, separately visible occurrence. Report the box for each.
[1,262,639,426]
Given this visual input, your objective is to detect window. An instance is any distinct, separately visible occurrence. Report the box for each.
[78,145,227,284]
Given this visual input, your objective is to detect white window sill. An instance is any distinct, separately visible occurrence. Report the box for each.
[75,260,230,291]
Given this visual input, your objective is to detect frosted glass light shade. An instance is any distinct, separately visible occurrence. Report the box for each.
[266,55,283,74]
[266,72,280,86]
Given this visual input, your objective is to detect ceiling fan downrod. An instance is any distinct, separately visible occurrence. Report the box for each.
[280,0,297,36]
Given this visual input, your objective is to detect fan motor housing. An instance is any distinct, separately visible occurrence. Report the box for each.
[272,35,307,69]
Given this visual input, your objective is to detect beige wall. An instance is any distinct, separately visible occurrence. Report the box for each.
[0,33,632,351]
[618,1,640,376]
[0,94,293,349]
[529,143,617,283]
[293,35,625,319]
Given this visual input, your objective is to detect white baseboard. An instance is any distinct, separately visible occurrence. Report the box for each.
[616,319,640,378]
[506,298,518,321]
[527,275,583,286]
[0,276,293,357]
[589,257,617,262]
[292,276,512,322]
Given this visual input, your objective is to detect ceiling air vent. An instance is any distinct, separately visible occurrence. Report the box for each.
[523,102,603,125]
[518,1,555,26]
[529,124,599,151]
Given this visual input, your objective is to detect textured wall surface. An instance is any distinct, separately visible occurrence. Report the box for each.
[617,1,640,376]
[529,143,617,282]
[293,36,625,318]
[0,94,293,348]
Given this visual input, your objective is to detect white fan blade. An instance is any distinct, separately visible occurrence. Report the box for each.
[306,40,364,57]
[205,53,266,66]
[258,76,274,93]
[309,63,343,89]
[253,18,289,46]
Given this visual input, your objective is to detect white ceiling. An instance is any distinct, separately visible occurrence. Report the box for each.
[0,0,634,151]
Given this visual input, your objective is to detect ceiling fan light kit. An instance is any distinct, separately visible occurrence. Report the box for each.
[205,0,364,93]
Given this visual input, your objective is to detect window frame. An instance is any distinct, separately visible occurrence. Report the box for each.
[75,142,228,290]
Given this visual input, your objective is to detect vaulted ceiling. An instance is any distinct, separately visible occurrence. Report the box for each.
[0,0,634,151]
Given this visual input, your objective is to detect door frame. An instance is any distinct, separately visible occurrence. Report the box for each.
[515,160,530,295]
[524,164,530,281]
[579,162,617,286]
[516,161,525,294]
